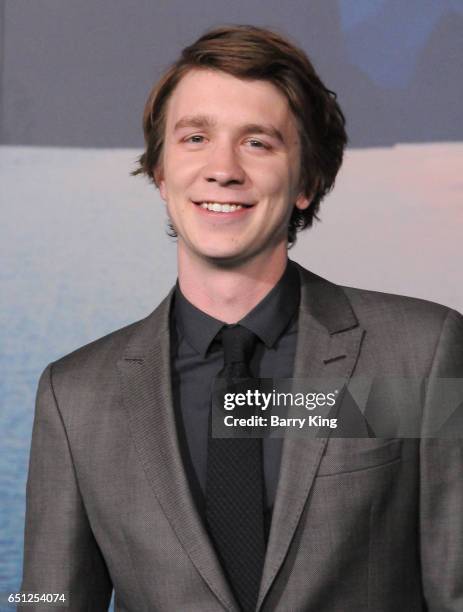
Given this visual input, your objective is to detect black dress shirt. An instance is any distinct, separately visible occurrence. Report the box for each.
[170,260,300,521]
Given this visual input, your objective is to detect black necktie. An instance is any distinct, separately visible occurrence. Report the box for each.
[206,325,266,612]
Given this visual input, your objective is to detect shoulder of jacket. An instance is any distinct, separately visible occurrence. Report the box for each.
[294,261,458,333]
[49,316,145,375]
[340,284,458,334]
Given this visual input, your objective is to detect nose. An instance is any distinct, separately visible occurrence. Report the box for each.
[203,139,246,186]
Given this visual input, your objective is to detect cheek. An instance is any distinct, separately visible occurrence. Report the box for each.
[253,159,292,193]
[256,168,293,211]
[163,155,202,195]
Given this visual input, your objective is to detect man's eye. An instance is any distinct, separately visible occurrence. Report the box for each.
[186,135,205,144]
[247,139,268,149]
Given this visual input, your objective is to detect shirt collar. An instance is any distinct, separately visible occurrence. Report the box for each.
[174,259,300,357]
[239,260,300,348]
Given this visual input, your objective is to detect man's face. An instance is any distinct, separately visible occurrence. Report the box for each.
[156,69,310,266]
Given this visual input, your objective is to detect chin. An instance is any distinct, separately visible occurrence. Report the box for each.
[189,239,245,261]
[201,247,268,269]
[201,250,245,265]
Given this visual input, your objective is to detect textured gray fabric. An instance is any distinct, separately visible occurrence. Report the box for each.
[21,264,463,611]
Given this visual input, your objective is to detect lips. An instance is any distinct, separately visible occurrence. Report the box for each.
[192,200,254,213]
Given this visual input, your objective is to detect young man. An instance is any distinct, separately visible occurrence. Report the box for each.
[21,26,463,611]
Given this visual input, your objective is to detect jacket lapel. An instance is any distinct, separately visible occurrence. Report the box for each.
[257,264,365,610]
[117,292,239,612]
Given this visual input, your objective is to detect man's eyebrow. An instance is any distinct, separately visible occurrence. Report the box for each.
[240,123,285,143]
[173,115,216,131]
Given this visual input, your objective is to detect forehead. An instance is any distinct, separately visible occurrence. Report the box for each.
[165,69,298,137]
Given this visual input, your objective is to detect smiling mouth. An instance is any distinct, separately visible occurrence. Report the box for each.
[193,201,253,213]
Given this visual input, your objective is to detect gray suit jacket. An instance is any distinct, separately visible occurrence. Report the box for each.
[21,264,463,611]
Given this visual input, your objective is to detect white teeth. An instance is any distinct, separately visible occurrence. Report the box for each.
[199,202,243,213]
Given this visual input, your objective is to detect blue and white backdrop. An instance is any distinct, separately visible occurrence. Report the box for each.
[1,0,462,605]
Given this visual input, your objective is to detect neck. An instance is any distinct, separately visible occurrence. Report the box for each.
[178,245,288,323]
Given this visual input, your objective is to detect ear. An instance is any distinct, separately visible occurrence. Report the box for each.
[295,192,312,210]
[154,165,167,201]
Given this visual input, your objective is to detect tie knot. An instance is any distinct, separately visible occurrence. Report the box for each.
[221,325,257,366]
